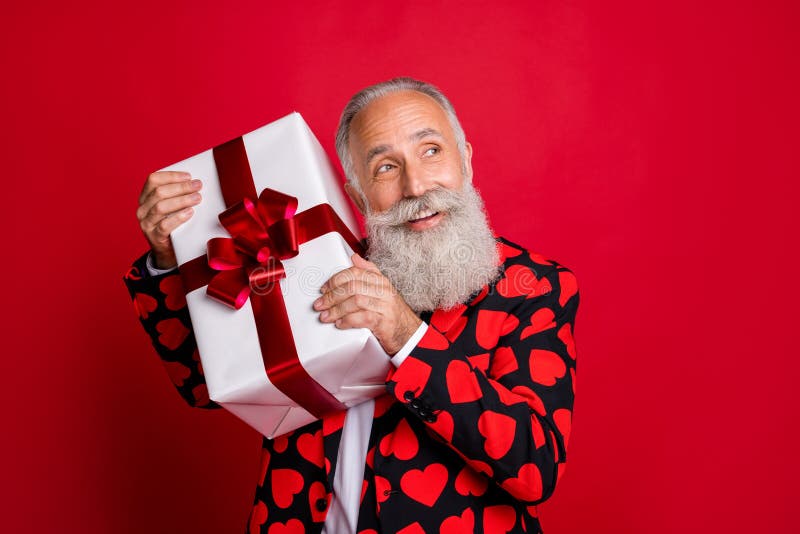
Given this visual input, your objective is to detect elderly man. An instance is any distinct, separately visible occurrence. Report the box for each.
[123,77,579,533]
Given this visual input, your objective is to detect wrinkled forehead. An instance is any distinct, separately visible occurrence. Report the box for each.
[348,91,455,154]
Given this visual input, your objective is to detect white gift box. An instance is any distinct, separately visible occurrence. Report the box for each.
[161,112,391,438]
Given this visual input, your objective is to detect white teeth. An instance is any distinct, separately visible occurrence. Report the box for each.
[410,209,436,221]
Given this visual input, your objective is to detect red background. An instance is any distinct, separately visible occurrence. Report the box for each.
[2,1,797,532]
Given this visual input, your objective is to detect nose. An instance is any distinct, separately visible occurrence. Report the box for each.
[401,159,430,198]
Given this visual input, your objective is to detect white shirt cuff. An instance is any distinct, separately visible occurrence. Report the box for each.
[390,321,428,367]
[146,251,178,276]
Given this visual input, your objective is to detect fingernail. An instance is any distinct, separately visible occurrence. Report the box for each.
[320,311,329,320]
[190,192,201,201]
[191,179,202,189]
[312,298,322,309]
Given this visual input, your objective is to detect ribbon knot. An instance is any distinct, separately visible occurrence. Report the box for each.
[204,188,301,310]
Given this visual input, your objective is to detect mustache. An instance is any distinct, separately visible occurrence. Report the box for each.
[366,186,466,227]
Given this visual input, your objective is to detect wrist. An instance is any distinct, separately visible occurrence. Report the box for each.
[387,310,423,355]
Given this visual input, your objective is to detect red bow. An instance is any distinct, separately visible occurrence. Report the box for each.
[204,188,301,309]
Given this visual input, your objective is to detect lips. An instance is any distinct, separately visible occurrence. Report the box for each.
[408,209,440,223]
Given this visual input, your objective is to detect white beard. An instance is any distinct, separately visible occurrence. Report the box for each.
[364,180,501,313]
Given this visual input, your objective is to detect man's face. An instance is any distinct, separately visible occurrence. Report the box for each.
[345,90,473,228]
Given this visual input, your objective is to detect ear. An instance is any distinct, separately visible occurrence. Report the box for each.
[463,141,474,182]
[344,181,366,215]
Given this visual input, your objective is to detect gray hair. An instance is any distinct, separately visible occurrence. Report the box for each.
[334,77,468,195]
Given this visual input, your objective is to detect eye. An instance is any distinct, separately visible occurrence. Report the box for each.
[423,146,440,156]
[376,163,395,174]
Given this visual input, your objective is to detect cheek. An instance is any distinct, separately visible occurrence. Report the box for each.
[367,188,403,212]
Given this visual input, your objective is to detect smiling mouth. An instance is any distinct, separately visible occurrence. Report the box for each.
[408,209,440,223]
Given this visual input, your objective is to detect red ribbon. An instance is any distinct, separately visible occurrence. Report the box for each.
[178,136,364,419]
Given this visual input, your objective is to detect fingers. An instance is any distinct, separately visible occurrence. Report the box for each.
[328,310,377,330]
[318,293,383,325]
[314,277,389,311]
[138,178,203,222]
[351,252,381,273]
[147,207,195,246]
[138,188,202,232]
[320,265,385,295]
[139,171,193,205]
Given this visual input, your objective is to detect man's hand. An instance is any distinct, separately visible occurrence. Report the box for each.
[313,253,422,355]
[137,171,203,269]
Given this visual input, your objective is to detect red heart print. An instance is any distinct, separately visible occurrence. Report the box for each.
[454,465,488,497]
[308,481,328,523]
[529,276,552,299]
[430,305,466,334]
[191,384,210,407]
[501,314,519,336]
[391,357,432,402]
[500,463,543,502]
[570,367,577,395]
[467,458,494,478]
[529,251,552,265]
[558,270,578,307]
[490,347,518,379]
[530,415,546,449]
[396,523,425,534]
[440,508,475,533]
[297,429,324,468]
[529,349,567,386]
[497,265,539,298]
[379,418,419,460]
[271,468,304,509]
[521,308,556,339]
[446,360,482,403]
[373,394,394,418]
[400,463,448,507]
[445,316,468,341]
[417,327,450,350]
[322,410,346,436]
[511,385,546,416]
[155,318,189,350]
[483,504,517,533]
[553,408,572,449]
[495,384,526,408]
[428,408,454,442]
[478,411,517,459]
[272,434,289,453]
[467,353,490,373]
[257,448,271,487]
[133,292,157,319]
[124,265,142,281]
[162,361,190,387]
[159,275,186,310]
[267,518,304,534]
[558,323,576,359]
[375,475,391,503]
[366,445,375,469]
[476,310,510,349]
[248,500,268,534]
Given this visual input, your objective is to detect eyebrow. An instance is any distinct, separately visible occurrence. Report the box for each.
[364,128,445,166]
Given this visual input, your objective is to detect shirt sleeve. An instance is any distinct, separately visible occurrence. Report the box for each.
[146,251,179,276]
[389,321,429,367]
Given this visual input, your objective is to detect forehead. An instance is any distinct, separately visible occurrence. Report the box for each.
[348,90,454,154]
